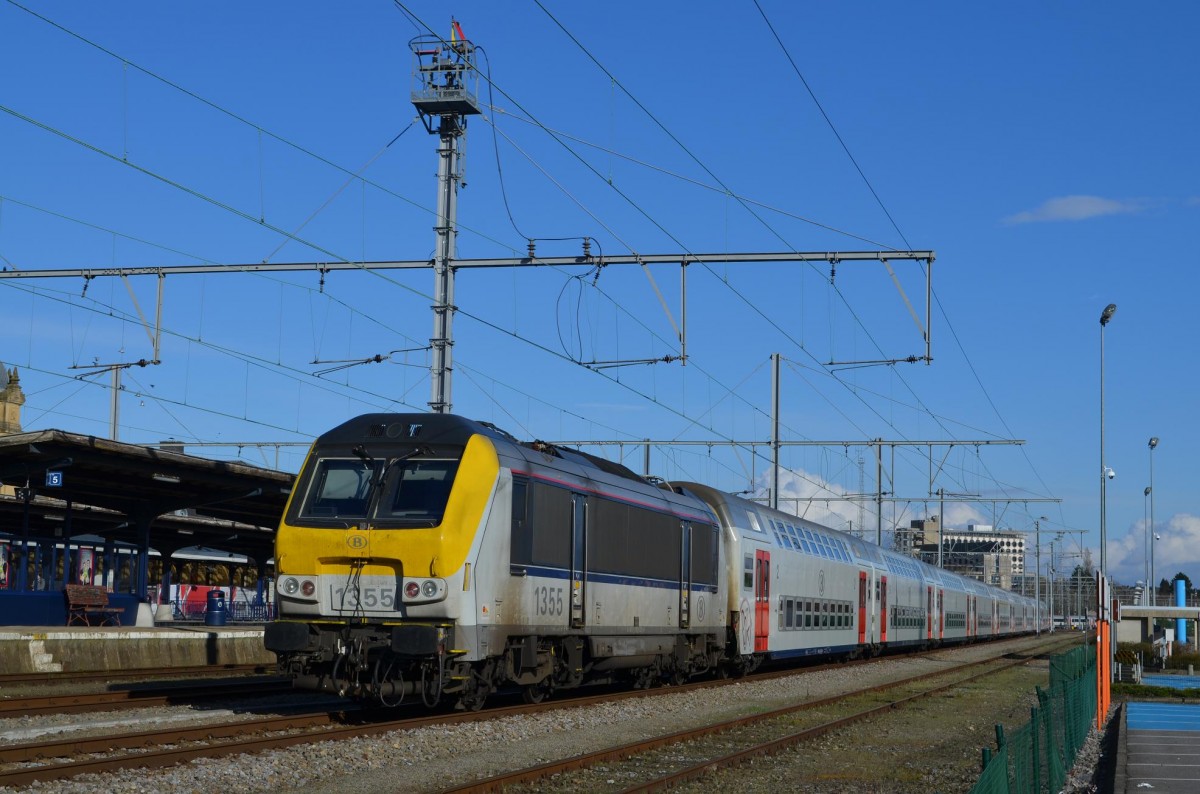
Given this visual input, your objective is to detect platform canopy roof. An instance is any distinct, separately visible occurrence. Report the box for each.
[0,429,296,560]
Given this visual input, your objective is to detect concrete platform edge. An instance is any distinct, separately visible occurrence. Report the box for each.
[0,626,274,673]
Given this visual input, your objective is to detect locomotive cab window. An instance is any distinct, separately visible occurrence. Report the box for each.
[299,458,379,519]
[377,459,460,523]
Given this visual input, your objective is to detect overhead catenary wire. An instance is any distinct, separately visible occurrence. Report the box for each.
[2,3,1051,513]
[526,4,1045,509]
[749,0,1057,508]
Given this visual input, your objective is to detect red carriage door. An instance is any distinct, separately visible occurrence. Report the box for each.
[879,575,888,643]
[858,571,867,645]
[938,589,944,640]
[754,550,770,652]
[926,585,933,640]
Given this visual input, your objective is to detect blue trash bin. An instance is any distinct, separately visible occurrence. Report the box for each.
[205,589,227,626]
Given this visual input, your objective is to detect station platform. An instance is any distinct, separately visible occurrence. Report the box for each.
[0,624,274,674]
[1116,699,1200,793]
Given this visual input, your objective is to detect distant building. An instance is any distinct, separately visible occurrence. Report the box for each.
[944,524,1026,586]
[900,518,1026,590]
[0,363,24,436]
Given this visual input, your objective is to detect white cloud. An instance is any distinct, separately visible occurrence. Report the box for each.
[1002,195,1143,225]
[1109,513,1200,588]
[767,467,987,539]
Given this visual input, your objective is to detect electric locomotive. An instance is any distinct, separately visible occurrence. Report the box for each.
[264,413,728,710]
[265,413,1042,709]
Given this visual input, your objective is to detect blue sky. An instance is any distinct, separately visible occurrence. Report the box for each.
[1,1,1196,592]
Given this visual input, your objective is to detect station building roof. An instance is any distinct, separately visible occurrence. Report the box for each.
[0,429,296,563]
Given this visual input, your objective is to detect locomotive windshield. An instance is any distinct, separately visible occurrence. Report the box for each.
[294,451,459,526]
[299,458,379,519]
[376,459,459,523]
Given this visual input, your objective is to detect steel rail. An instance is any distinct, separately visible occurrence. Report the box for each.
[0,677,291,717]
[0,663,272,687]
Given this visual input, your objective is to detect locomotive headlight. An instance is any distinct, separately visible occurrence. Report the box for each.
[300,580,315,597]
[421,580,437,598]
[404,581,420,599]
[281,577,299,595]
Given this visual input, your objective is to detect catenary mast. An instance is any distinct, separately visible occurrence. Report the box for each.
[410,20,480,413]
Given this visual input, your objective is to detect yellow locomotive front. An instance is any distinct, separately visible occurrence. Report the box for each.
[265,414,500,706]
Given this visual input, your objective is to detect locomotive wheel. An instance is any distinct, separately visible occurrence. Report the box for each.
[459,690,488,711]
[522,683,550,704]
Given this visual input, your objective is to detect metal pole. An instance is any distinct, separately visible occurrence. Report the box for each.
[110,367,120,441]
[771,353,780,511]
[1099,304,1115,619]
[938,487,945,569]
[1049,538,1056,631]
[1035,518,1042,636]
[876,441,883,546]
[429,117,462,414]
[1149,437,1158,606]
[1144,486,1151,606]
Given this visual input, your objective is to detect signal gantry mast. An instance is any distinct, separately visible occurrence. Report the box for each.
[410,20,480,413]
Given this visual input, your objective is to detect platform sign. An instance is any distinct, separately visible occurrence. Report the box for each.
[45,470,63,487]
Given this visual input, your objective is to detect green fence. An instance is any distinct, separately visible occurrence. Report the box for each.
[969,644,1098,794]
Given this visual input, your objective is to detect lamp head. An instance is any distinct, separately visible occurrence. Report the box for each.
[1100,303,1117,325]
[1149,437,1159,449]
[1145,486,1152,496]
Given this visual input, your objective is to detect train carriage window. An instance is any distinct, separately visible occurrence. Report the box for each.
[589,498,680,581]
[744,555,754,589]
[509,477,530,564]
[821,601,829,628]
[785,597,794,629]
[689,522,719,587]
[805,602,813,629]
[516,483,571,568]
[801,539,812,554]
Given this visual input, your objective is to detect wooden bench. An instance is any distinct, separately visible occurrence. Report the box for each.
[65,584,123,627]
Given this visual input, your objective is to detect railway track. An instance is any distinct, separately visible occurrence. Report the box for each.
[0,676,293,717]
[440,637,1078,792]
[0,663,272,688]
[0,636,1068,789]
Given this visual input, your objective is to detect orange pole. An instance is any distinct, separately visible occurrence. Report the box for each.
[1096,619,1110,730]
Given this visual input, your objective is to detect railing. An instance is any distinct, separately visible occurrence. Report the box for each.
[969,644,1098,794]
[167,599,275,623]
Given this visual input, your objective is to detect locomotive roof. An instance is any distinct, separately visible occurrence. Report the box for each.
[318,413,646,484]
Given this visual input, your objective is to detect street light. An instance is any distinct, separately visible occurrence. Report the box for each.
[1099,303,1116,606]
[1149,436,1159,606]
[1098,302,1116,710]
